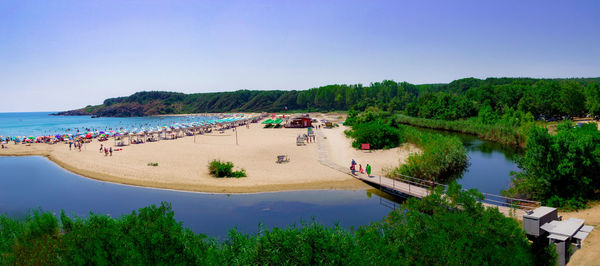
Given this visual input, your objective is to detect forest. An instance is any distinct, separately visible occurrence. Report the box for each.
[0,183,555,265]
[57,77,600,119]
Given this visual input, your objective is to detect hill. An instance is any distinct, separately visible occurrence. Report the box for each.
[55,77,600,117]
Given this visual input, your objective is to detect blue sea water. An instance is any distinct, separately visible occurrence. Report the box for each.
[0,112,219,137]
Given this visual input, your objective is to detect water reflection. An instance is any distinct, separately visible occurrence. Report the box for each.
[408,127,522,195]
[0,156,401,239]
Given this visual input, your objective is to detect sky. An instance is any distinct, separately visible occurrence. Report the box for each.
[0,0,599,112]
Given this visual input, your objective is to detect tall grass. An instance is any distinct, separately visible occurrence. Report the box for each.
[394,114,528,146]
[388,126,469,183]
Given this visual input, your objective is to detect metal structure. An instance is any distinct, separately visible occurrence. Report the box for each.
[356,172,540,211]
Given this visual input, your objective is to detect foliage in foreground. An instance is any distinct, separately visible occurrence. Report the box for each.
[208,159,247,178]
[0,183,553,265]
[505,122,600,209]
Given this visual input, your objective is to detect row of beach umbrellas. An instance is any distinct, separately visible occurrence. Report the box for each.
[1,117,248,142]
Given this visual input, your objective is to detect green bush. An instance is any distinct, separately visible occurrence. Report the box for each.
[504,122,600,209]
[345,119,405,149]
[208,159,247,178]
[389,127,468,183]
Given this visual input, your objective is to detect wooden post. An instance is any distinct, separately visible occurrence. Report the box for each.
[235,127,238,145]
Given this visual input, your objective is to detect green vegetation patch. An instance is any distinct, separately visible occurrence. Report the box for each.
[504,121,600,209]
[208,159,247,178]
[390,127,468,183]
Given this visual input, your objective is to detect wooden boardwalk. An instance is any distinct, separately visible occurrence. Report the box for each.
[315,129,538,219]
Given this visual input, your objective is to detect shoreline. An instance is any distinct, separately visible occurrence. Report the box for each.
[1,114,413,194]
[0,149,369,195]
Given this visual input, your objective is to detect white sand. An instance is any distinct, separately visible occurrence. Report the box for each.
[1,114,418,193]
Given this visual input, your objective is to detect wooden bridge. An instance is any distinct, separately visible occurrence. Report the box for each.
[315,129,540,218]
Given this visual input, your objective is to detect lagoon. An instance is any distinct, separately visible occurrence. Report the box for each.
[0,156,399,239]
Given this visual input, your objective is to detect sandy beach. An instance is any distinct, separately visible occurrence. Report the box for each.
[0,114,418,193]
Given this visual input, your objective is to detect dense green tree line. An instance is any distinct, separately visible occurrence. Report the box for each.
[60,77,600,118]
[504,122,600,209]
[0,183,554,265]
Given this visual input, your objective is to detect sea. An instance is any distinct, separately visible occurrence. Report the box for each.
[0,112,220,137]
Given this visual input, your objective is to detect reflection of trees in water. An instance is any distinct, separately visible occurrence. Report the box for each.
[366,188,408,205]
[414,127,522,161]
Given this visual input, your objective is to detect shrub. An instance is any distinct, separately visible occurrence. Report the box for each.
[389,127,468,183]
[208,160,246,178]
[345,119,404,149]
[504,122,600,208]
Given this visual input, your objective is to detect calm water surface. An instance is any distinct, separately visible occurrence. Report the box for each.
[0,156,399,238]
[417,128,522,195]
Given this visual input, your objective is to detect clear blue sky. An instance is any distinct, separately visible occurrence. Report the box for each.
[1,0,599,112]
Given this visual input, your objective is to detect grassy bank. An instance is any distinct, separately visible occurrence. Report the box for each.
[389,126,468,183]
[393,114,528,146]
[0,183,553,265]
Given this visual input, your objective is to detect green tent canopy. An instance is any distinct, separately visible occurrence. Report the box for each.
[272,119,283,124]
[262,119,274,124]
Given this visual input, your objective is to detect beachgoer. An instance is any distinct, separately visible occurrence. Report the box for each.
[359,164,363,174]
[366,164,372,177]
[109,147,113,156]
[78,143,81,152]
[69,142,72,150]
[99,144,103,153]
[104,147,108,156]
[350,159,357,175]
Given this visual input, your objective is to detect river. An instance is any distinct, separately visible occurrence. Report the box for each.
[0,129,520,238]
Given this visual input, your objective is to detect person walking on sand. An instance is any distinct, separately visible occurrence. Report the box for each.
[350,159,357,175]
[366,164,372,177]
[109,147,113,156]
[69,142,72,150]
[359,164,364,174]
[99,144,103,153]
[104,147,108,156]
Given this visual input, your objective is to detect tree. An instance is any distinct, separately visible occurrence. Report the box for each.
[506,123,600,208]
[585,83,600,117]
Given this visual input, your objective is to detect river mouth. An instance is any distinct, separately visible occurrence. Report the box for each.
[0,127,521,238]
[0,156,405,239]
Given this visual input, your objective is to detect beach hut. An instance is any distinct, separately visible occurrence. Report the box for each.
[285,116,312,128]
